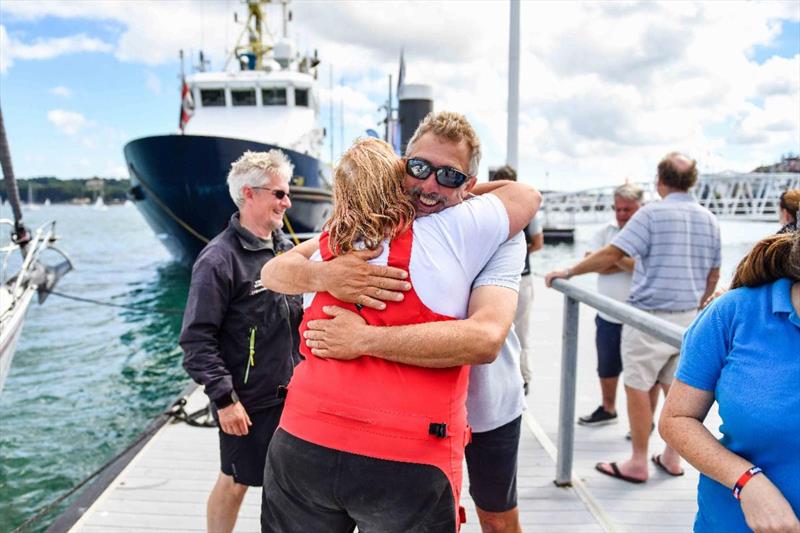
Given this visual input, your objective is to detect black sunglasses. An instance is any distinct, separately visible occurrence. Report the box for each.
[251,186,290,200]
[405,157,470,189]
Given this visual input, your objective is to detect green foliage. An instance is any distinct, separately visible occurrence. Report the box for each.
[0,177,131,204]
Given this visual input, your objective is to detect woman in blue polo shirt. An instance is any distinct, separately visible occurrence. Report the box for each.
[660,231,800,533]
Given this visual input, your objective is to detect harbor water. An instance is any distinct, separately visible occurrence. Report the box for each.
[0,204,780,531]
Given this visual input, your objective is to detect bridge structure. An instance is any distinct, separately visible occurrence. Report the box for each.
[541,172,799,226]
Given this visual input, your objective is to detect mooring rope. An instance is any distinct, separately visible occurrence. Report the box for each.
[44,290,185,315]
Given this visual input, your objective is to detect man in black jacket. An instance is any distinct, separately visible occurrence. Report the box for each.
[180,149,303,533]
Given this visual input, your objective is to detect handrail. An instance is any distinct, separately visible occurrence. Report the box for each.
[547,277,688,486]
[551,278,684,348]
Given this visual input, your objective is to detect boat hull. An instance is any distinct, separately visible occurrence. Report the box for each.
[0,287,35,394]
[124,135,332,267]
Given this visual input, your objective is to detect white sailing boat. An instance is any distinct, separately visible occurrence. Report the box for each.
[0,107,72,393]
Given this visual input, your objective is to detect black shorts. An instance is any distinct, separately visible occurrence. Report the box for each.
[218,403,283,487]
[465,415,521,513]
[262,429,455,533]
[595,315,623,378]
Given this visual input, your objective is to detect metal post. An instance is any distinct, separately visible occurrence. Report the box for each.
[555,294,579,486]
[506,0,520,169]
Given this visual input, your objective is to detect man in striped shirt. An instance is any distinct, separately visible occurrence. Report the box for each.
[546,152,720,484]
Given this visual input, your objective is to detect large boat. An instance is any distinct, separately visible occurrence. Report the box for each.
[125,0,332,268]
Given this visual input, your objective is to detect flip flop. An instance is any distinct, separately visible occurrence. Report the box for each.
[595,462,646,484]
[651,454,684,476]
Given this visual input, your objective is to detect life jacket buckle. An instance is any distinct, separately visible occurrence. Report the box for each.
[428,422,447,438]
[276,385,288,399]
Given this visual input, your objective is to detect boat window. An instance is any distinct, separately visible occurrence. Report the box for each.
[200,89,226,107]
[232,89,256,106]
[262,88,287,106]
[295,88,309,107]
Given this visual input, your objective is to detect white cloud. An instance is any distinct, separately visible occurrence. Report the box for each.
[50,85,72,97]
[2,0,799,187]
[0,26,11,73]
[145,71,162,95]
[47,109,88,135]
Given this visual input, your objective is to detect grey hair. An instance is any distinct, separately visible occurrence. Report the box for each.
[227,150,294,207]
[614,183,644,203]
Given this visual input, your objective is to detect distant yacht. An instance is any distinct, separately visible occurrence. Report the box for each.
[124,0,332,267]
[93,196,107,211]
[44,199,51,207]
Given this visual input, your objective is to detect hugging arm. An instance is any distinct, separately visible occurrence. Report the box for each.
[472,180,542,238]
[260,236,411,310]
[303,284,518,368]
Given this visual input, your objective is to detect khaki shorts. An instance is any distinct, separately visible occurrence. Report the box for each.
[621,309,697,391]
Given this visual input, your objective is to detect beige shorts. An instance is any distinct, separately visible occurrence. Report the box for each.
[621,309,697,391]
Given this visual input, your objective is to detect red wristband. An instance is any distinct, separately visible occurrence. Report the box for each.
[733,466,762,500]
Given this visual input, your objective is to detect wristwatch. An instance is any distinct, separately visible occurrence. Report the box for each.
[213,390,240,410]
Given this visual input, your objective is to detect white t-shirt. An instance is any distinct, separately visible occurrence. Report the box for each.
[305,194,510,319]
[588,222,632,324]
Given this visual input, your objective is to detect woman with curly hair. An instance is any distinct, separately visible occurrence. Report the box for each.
[660,231,800,533]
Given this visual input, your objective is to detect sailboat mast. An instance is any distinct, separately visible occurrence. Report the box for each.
[0,106,28,246]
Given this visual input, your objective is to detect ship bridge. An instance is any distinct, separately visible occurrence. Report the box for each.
[541,173,799,225]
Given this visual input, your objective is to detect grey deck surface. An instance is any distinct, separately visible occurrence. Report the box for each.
[71,275,718,532]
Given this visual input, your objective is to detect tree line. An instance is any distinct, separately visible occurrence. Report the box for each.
[0,177,131,204]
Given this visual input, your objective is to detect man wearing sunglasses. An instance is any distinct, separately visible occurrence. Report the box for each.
[181,149,303,533]
[262,112,536,533]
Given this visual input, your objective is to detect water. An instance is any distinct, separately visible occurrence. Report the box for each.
[0,205,190,532]
[0,205,781,532]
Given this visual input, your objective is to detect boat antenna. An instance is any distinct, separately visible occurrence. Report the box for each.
[506,0,520,169]
[0,105,30,251]
[224,0,272,71]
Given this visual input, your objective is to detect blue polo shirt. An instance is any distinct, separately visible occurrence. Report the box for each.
[677,278,800,533]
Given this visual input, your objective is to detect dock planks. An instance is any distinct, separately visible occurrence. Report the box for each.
[70,275,719,532]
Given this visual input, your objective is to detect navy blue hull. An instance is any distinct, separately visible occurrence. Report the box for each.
[124,135,332,267]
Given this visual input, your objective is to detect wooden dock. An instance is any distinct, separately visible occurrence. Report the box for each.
[68,276,719,532]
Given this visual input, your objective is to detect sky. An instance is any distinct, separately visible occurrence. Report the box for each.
[0,0,798,191]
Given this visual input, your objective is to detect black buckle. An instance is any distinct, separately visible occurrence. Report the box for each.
[276,385,288,399]
[428,422,447,439]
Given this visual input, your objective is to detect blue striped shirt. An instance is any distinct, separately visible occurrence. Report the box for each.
[611,192,721,311]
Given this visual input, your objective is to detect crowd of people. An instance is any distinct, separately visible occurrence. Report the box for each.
[179,108,799,533]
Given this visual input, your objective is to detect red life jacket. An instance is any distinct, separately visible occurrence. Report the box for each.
[279,226,471,529]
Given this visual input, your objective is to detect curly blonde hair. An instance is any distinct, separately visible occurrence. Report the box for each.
[325,138,415,255]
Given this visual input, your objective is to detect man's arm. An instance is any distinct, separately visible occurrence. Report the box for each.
[303,284,518,367]
[699,267,720,308]
[180,258,252,436]
[261,237,411,310]
[530,232,544,253]
[472,179,542,238]
[545,244,627,287]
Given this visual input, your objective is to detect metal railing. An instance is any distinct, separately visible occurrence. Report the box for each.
[549,277,685,486]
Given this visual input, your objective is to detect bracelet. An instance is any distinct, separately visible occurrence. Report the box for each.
[733,466,762,500]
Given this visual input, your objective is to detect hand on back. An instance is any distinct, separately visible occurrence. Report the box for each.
[324,246,410,310]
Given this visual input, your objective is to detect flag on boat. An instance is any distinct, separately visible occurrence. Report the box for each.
[178,77,195,132]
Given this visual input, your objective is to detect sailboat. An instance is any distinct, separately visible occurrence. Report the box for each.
[93,196,108,211]
[0,106,72,393]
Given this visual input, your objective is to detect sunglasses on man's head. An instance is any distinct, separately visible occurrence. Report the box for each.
[251,186,290,200]
[405,157,470,189]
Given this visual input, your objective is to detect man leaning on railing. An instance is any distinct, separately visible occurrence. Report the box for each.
[545,152,721,485]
